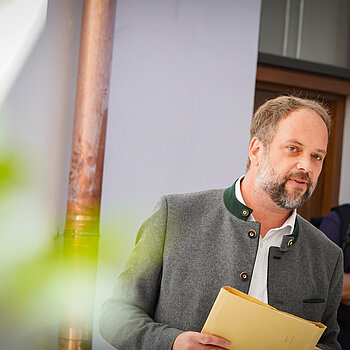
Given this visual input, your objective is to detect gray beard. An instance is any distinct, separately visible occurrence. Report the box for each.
[256,155,316,210]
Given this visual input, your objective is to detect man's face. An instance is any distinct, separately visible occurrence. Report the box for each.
[255,108,328,210]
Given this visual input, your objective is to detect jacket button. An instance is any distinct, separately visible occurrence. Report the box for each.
[241,209,249,217]
[248,229,257,239]
[287,239,294,247]
[240,272,249,281]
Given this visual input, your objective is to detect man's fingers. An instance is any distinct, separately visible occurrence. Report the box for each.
[199,333,231,348]
[172,331,230,350]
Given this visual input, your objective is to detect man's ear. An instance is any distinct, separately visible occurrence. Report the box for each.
[249,137,263,167]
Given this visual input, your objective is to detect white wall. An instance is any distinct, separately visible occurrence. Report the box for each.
[102,0,261,227]
[339,96,350,204]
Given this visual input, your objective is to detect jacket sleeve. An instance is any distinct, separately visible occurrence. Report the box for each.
[317,248,343,350]
[319,211,342,246]
[99,196,182,349]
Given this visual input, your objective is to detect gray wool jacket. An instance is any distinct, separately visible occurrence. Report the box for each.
[99,183,343,350]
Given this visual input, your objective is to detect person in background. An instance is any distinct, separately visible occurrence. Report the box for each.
[320,204,350,349]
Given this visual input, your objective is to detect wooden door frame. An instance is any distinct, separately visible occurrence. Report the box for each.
[256,63,349,217]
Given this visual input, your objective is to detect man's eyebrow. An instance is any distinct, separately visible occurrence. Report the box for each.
[286,139,327,155]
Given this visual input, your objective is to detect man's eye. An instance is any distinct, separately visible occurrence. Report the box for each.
[288,146,297,152]
[313,154,323,161]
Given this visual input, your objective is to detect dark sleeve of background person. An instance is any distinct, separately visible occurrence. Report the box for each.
[320,211,342,247]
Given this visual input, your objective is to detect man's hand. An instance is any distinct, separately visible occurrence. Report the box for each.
[314,347,321,350]
[172,331,230,350]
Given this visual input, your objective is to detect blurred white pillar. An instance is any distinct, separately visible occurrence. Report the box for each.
[0,0,48,106]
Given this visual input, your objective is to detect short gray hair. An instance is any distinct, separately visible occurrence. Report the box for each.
[247,95,332,169]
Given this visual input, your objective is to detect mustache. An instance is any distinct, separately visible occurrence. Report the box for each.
[287,172,312,185]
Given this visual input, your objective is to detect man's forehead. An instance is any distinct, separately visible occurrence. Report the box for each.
[274,109,327,131]
[270,110,329,151]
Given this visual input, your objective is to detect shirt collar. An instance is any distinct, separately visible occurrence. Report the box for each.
[235,175,248,210]
[281,209,296,234]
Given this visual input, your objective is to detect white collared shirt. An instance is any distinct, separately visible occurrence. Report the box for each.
[235,176,297,304]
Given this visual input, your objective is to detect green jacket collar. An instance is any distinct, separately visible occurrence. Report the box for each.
[224,180,253,221]
[223,180,299,246]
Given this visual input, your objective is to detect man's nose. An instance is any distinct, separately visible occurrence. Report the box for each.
[296,157,312,173]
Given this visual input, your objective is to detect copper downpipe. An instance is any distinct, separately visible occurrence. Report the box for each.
[58,1,117,349]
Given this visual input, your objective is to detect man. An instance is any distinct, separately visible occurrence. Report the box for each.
[99,96,343,350]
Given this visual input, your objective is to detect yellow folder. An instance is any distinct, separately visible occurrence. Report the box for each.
[201,286,326,350]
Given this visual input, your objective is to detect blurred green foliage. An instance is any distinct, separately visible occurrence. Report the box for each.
[0,148,24,196]
[0,145,138,349]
